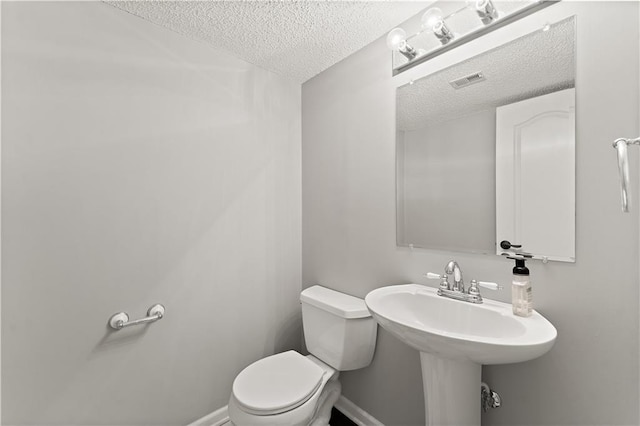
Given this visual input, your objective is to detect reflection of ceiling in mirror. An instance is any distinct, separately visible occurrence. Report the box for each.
[397,17,575,131]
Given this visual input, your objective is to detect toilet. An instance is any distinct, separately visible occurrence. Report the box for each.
[228,285,377,426]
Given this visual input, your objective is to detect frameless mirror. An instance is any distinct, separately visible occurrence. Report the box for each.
[396,16,576,262]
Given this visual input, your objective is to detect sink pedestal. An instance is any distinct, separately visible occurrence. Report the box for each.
[420,352,481,426]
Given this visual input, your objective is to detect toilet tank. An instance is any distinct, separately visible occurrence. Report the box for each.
[300,285,377,371]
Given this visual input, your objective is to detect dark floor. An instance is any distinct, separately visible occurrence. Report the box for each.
[329,407,357,426]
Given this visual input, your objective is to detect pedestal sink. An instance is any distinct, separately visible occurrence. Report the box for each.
[365,284,557,425]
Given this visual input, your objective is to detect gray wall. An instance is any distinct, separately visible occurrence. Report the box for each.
[302,2,639,425]
[2,2,301,424]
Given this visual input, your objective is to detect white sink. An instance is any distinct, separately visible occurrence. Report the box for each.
[365,284,556,365]
[365,284,557,425]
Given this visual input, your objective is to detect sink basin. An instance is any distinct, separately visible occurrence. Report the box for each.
[365,284,557,425]
[365,284,556,365]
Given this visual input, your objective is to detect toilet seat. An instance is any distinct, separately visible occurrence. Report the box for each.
[232,351,325,415]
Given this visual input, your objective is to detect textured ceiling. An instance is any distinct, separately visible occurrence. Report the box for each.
[104,0,433,83]
[397,16,576,130]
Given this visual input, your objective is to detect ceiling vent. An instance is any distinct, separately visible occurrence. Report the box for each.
[449,72,486,89]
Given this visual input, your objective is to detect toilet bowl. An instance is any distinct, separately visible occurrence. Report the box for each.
[228,285,377,426]
[228,352,340,426]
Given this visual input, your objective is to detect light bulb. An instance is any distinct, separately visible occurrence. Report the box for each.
[386,27,417,60]
[421,7,454,44]
[421,8,444,30]
[468,0,498,25]
[386,27,407,51]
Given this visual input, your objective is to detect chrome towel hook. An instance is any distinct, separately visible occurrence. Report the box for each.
[613,137,640,212]
[108,304,165,330]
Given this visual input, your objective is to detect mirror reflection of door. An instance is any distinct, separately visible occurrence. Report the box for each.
[496,88,576,261]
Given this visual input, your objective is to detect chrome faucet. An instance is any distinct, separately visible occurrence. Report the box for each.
[445,260,464,292]
[425,260,503,304]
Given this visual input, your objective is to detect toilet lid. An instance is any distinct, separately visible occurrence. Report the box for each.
[232,351,325,415]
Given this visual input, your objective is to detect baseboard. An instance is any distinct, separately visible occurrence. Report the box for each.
[185,396,383,426]
[335,395,385,426]
[185,405,229,426]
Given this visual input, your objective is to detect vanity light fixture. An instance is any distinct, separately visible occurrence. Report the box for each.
[470,0,499,25]
[422,8,454,44]
[388,0,559,76]
[386,27,417,60]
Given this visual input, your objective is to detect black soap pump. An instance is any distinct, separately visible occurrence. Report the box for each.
[508,255,532,317]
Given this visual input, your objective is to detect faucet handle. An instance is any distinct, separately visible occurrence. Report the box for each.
[478,281,503,290]
[468,280,503,297]
[424,272,450,291]
[468,280,480,296]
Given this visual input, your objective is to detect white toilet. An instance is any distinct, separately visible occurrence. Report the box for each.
[228,285,377,426]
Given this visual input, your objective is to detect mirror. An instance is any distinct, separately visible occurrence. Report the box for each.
[396,16,576,262]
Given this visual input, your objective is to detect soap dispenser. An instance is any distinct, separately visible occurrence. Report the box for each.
[508,255,532,317]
